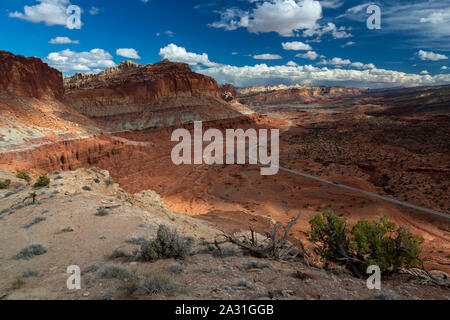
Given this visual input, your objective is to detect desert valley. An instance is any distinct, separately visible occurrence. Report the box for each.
[0,50,449,300]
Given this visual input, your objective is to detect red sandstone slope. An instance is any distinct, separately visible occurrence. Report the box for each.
[64,60,245,130]
[0,51,100,153]
[237,84,361,106]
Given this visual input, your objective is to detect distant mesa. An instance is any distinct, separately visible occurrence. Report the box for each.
[235,84,361,106]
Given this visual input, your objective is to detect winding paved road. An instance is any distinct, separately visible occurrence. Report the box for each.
[249,120,450,220]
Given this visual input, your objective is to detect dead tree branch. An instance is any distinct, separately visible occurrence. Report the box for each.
[215,213,308,261]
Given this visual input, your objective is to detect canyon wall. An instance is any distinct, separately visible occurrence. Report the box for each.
[0,50,64,101]
[0,51,98,153]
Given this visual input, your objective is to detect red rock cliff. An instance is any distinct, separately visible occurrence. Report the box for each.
[0,50,64,100]
[64,60,242,129]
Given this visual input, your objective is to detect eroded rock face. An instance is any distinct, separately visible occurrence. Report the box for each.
[64,60,241,130]
[0,51,98,152]
[220,84,237,102]
[237,85,361,106]
[0,51,64,101]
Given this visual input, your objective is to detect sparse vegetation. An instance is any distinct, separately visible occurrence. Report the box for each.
[17,171,31,182]
[308,211,424,276]
[237,280,251,288]
[22,269,40,278]
[98,264,135,280]
[0,179,11,189]
[23,216,46,229]
[126,237,147,245]
[219,245,243,257]
[10,278,25,290]
[109,249,128,260]
[100,287,118,300]
[82,264,100,275]
[82,186,92,191]
[58,226,74,233]
[138,225,194,262]
[167,264,185,275]
[16,244,48,260]
[33,176,50,188]
[95,208,109,216]
[245,261,271,270]
[132,274,177,296]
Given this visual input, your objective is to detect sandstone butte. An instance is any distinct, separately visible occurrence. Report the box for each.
[64,59,245,130]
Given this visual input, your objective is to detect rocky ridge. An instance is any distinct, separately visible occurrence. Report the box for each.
[237,84,362,106]
[64,60,244,130]
[0,51,99,153]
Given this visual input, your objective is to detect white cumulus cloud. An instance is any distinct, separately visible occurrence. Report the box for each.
[49,36,79,44]
[295,51,319,60]
[253,54,283,60]
[116,48,141,59]
[282,41,312,51]
[320,0,343,9]
[197,63,450,88]
[341,41,355,48]
[417,50,448,61]
[159,44,221,67]
[9,0,82,29]
[318,57,375,69]
[210,0,323,37]
[45,48,116,73]
[303,22,352,40]
[154,45,448,88]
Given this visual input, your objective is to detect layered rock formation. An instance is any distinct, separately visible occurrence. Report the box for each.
[65,60,244,130]
[237,84,361,106]
[0,51,98,152]
[0,50,64,100]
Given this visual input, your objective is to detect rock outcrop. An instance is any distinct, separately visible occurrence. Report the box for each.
[237,84,361,106]
[65,60,243,130]
[220,84,238,102]
[0,50,64,101]
[0,51,98,152]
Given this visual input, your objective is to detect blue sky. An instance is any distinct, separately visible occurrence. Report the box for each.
[1,0,449,88]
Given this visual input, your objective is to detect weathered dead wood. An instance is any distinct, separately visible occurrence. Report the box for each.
[215,213,308,261]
